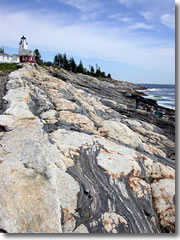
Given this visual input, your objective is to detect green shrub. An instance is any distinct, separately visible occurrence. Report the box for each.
[0,63,18,71]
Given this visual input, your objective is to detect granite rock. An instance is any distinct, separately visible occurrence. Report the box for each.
[0,64,175,233]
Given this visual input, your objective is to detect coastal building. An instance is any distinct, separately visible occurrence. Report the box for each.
[19,35,35,63]
[0,36,35,64]
[0,48,19,63]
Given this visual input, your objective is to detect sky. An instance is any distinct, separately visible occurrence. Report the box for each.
[0,0,175,84]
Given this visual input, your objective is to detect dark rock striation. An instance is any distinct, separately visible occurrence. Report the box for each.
[0,72,9,115]
[67,143,160,233]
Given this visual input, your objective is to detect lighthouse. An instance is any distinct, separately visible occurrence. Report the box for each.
[19,35,28,54]
[19,35,35,63]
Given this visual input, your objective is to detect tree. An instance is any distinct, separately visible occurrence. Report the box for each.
[53,52,113,79]
[44,61,53,66]
[54,53,63,67]
[62,53,69,70]
[34,49,42,65]
[54,55,58,65]
[95,66,102,77]
[69,57,77,73]
[83,68,89,75]
[90,66,95,75]
[107,73,112,79]
[96,63,98,72]
[101,71,106,78]
[57,53,63,67]
[77,60,84,73]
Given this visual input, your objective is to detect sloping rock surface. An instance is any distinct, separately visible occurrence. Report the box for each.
[0,65,175,233]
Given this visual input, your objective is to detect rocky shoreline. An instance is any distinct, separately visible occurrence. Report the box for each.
[0,71,9,115]
[0,64,175,233]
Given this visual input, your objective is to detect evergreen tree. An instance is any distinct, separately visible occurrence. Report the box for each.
[77,60,84,73]
[54,55,58,65]
[54,53,113,79]
[63,53,69,70]
[44,61,53,66]
[54,53,64,67]
[101,71,106,78]
[57,53,63,67]
[95,66,101,77]
[96,63,98,72]
[90,66,95,75]
[83,68,88,75]
[34,49,42,65]
[107,73,112,79]
[69,57,77,72]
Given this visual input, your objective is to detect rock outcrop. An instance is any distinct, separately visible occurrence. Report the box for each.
[0,64,175,233]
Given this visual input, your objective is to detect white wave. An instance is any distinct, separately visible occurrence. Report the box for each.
[158,102,175,110]
[143,88,159,92]
[141,87,175,93]
[137,87,175,110]
[143,95,157,99]
[161,96,175,100]
[158,99,175,107]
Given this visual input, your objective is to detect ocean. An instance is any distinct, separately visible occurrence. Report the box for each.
[138,84,175,110]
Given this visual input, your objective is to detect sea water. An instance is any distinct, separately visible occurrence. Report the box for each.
[138,84,175,110]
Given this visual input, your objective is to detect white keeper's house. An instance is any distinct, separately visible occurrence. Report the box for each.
[0,48,19,63]
[0,35,35,63]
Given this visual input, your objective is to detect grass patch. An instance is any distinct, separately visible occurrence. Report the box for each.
[0,63,18,72]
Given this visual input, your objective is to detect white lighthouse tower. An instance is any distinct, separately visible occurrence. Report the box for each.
[19,35,28,54]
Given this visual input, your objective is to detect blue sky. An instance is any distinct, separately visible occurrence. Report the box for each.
[0,0,175,84]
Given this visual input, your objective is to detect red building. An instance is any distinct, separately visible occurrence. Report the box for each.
[19,55,35,63]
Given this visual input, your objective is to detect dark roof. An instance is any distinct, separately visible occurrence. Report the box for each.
[19,49,33,56]
[0,52,10,56]
[21,35,26,40]
[11,54,19,57]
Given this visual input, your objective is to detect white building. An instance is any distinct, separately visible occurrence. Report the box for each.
[11,54,19,63]
[0,49,19,63]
